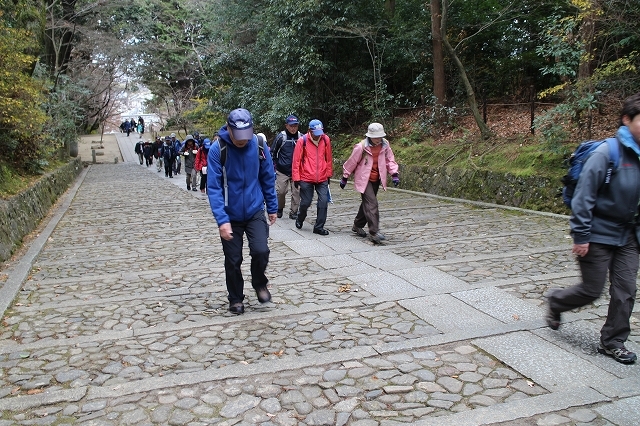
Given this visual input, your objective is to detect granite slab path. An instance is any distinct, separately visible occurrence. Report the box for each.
[0,133,637,425]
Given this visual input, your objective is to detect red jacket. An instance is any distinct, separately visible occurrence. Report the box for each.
[195,147,208,171]
[292,133,333,184]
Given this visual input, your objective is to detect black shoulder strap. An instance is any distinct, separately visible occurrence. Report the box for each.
[273,131,286,159]
[257,134,265,160]
[219,138,227,167]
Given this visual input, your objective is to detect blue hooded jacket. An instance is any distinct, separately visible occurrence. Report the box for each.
[207,125,277,226]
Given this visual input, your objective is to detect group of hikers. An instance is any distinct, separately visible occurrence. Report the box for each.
[134,131,212,192]
[129,97,640,367]
[120,116,145,137]
[197,108,401,316]
[207,100,640,368]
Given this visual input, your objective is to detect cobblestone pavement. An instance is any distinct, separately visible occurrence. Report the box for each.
[0,134,638,425]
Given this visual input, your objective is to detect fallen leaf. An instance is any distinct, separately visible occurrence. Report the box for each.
[512,314,520,320]
[27,389,44,395]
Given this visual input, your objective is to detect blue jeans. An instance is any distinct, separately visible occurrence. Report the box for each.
[220,210,270,304]
[298,181,329,231]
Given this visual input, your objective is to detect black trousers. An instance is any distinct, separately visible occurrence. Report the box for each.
[200,171,207,191]
[164,158,173,177]
[550,234,638,348]
[220,210,270,304]
[298,181,329,231]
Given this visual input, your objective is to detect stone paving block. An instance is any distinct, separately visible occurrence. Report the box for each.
[453,287,545,323]
[436,249,576,284]
[314,254,363,270]
[347,270,424,298]
[596,395,640,425]
[350,250,417,270]
[393,266,471,294]
[316,235,371,252]
[473,331,617,392]
[1,341,544,424]
[533,321,640,383]
[593,377,640,399]
[411,386,607,426]
[285,239,338,257]
[268,229,306,242]
[399,295,502,333]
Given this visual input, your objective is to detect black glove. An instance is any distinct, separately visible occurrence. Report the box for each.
[392,173,400,187]
[339,177,347,189]
[294,181,300,189]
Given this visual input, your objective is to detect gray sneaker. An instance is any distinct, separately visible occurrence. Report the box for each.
[598,343,637,364]
[369,233,382,244]
[352,226,367,237]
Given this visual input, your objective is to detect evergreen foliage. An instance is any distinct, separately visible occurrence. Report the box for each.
[1,0,640,184]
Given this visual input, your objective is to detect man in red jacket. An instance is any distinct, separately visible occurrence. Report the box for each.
[291,119,333,235]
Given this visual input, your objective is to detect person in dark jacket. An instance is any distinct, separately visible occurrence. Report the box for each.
[161,136,174,177]
[181,135,198,190]
[271,115,302,219]
[142,140,154,166]
[153,137,164,172]
[171,133,182,175]
[546,92,640,364]
[134,139,144,165]
[207,108,278,315]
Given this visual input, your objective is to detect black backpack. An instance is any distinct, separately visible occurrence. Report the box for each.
[561,137,619,208]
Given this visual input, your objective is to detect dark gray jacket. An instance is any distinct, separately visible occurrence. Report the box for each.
[571,136,640,246]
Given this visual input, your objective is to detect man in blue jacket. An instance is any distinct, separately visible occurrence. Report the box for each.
[207,108,278,315]
[546,92,640,364]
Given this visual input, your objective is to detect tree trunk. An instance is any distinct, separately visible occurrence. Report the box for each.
[431,0,446,109]
[578,12,596,80]
[384,0,395,18]
[441,0,492,139]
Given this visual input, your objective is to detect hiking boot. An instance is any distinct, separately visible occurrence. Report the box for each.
[277,209,283,218]
[545,289,561,330]
[256,287,272,304]
[228,302,244,315]
[352,226,367,237]
[376,232,386,240]
[187,185,191,190]
[598,343,637,364]
[289,212,298,220]
[369,233,382,244]
[295,219,303,229]
[313,228,329,236]
[545,305,561,330]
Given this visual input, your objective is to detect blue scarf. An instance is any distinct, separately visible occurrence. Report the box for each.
[617,125,640,157]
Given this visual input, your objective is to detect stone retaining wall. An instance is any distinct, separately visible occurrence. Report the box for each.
[0,159,83,263]
[334,161,569,215]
